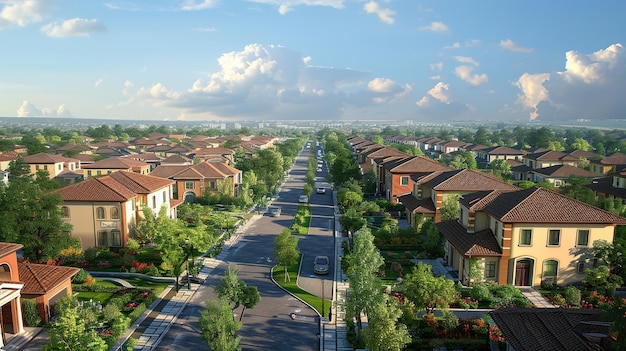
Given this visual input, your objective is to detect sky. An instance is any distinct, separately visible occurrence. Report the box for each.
[0,0,625,123]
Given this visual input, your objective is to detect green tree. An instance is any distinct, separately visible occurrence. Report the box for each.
[274,229,300,281]
[339,207,368,236]
[214,266,261,321]
[489,159,512,181]
[344,227,384,342]
[362,296,411,351]
[439,194,460,221]
[558,176,595,204]
[44,300,108,351]
[200,297,242,351]
[570,137,591,151]
[400,262,455,314]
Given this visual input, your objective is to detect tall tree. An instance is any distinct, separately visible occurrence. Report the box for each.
[200,297,242,351]
[44,302,108,351]
[399,262,456,314]
[214,266,261,320]
[274,229,300,281]
[362,296,411,351]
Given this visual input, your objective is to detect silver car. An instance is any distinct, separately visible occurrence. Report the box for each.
[314,255,329,275]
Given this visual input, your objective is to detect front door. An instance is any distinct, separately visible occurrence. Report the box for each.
[515,259,532,286]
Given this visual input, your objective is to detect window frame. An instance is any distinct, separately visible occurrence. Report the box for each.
[485,261,497,279]
[576,261,586,274]
[547,229,561,246]
[96,207,105,220]
[110,207,120,220]
[185,181,194,190]
[400,176,409,186]
[543,259,558,277]
[519,229,532,246]
[60,206,70,219]
[576,229,590,247]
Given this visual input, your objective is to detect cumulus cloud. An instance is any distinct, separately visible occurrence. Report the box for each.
[247,0,345,14]
[16,101,72,117]
[515,43,626,120]
[0,0,52,29]
[455,66,488,86]
[364,1,395,25]
[454,56,479,66]
[132,43,415,120]
[444,39,480,49]
[181,0,218,10]
[416,82,469,118]
[41,18,107,37]
[500,39,533,53]
[418,21,449,32]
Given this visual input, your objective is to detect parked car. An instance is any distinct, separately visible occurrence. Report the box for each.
[268,206,281,217]
[314,255,329,275]
[316,187,326,194]
[298,195,308,203]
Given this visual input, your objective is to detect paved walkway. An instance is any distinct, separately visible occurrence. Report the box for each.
[519,287,556,308]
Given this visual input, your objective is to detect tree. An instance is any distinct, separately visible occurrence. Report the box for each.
[44,300,108,351]
[559,176,595,204]
[274,229,300,281]
[344,228,385,342]
[439,194,460,221]
[570,137,591,151]
[337,188,363,209]
[200,297,242,351]
[339,207,368,236]
[489,159,512,181]
[214,266,261,321]
[362,296,411,351]
[399,262,455,314]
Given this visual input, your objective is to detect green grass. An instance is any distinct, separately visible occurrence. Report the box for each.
[291,206,312,234]
[76,291,114,303]
[273,262,331,318]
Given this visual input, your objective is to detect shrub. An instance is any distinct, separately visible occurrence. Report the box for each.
[142,265,161,277]
[470,284,490,301]
[552,294,566,306]
[22,299,41,327]
[512,296,532,307]
[491,284,517,299]
[440,310,459,330]
[73,269,89,284]
[83,274,96,286]
[83,247,98,263]
[102,303,121,322]
[563,286,581,306]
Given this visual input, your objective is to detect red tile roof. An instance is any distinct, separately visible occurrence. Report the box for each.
[82,157,149,169]
[0,242,23,258]
[423,169,519,192]
[436,220,502,257]
[53,171,173,201]
[19,263,79,294]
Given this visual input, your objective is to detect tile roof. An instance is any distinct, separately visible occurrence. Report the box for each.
[0,153,18,162]
[480,145,525,155]
[82,157,149,169]
[600,152,626,165]
[398,194,436,214]
[423,169,519,191]
[524,150,579,162]
[150,161,234,180]
[160,154,192,164]
[23,152,78,164]
[489,308,606,351]
[388,156,451,173]
[585,176,626,200]
[436,220,502,257]
[53,171,173,201]
[0,242,23,258]
[19,263,79,294]
[531,164,596,178]
[480,187,626,224]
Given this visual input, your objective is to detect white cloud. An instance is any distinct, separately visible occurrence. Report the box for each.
[16,100,72,117]
[500,39,533,53]
[454,56,478,66]
[133,43,416,120]
[416,82,469,118]
[181,0,218,11]
[94,78,103,88]
[515,43,626,120]
[247,0,345,14]
[418,21,448,32]
[455,65,488,86]
[0,0,52,29]
[444,39,480,49]
[430,62,443,71]
[364,1,395,25]
[41,18,107,37]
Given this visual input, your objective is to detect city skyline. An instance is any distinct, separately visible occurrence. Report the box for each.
[1,0,625,122]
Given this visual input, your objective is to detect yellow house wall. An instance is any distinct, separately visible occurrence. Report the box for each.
[509,223,615,286]
[83,168,129,178]
[62,201,129,249]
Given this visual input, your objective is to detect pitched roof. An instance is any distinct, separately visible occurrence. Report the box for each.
[480,145,525,155]
[489,308,607,351]
[82,157,149,169]
[600,152,626,165]
[23,152,78,164]
[436,220,502,257]
[525,150,578,162]
[150,161,235,180]
[19,263,79,294]
[531,164,596,178]
[387,156,451,174]
[0,242,23,258]
[479,187,626,224]
[586,176,626,200]
[397,195,435,214]
[423,169,519,192]
[53,171,173,202]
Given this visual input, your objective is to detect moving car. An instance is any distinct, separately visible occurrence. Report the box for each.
[298,195,308,203]
[313,255,329,275]
[316,187,326,194]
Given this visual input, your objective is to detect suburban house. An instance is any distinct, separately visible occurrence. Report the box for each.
[490,307,614,351]
[82,157,151,178]
[398,168,518,226]
[436,187,626,287]
[22,152,81,181]
[149,161,242,203]
[475,146,525,167]
[586,170,626,204]
[19,263,79,323]
[381,155,451,203]
[192,147,236,164]
[589,152,626,176]
[52,171,178,249]
[0,242,24,347]
[530,164,597,188]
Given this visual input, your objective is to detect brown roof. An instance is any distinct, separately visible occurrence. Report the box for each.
[480,187,626,224]
[82,157,149,169]
[19,263,79,294]
[387,156,451,174]
[489,308,607,351]
[150,161,234,180]
[436,220,502,257]
[481,145,525,155]
[0,242,23,258]
[397,195,435,214]
[600,152,626,165]
[423,169,519,192]
[23,152,78,164]
[525,150,579,162]
[531,164,596,178]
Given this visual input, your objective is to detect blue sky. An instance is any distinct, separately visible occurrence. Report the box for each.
[1,0,625,122]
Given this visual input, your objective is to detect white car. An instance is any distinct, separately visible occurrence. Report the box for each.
[316,187,326,194]
[298,195,308,203]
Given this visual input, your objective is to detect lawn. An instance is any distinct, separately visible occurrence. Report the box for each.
[273,261,331,318]
[290,206,312,235]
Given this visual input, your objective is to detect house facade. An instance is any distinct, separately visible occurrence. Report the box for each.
[82,157,151,178]
[436,187,626,287]
[53,171,178,249]
[19,263,79,323]
[0,242,24,347]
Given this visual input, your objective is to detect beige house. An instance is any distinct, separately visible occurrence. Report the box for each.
[53,171,178,249]
[436,187,626,287]
[82,157,151,178]
[22,152,81,179]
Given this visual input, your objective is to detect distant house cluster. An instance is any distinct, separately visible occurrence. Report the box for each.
[347,135,626,288]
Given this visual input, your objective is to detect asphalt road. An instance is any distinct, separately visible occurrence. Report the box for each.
[155,143,334,351]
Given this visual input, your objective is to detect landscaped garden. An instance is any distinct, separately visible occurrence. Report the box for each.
[290,205,312,234]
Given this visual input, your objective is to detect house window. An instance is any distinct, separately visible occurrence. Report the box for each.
[44,165,48,170]
[96,207,105,219]
[485,261,496,279]
[548,230,560,246]
[577,230,589,246]
[152,195,156,209]
[61,206,70,219]
[543,260,558,278]
[163,190,167,203]
[400,176,409,186]
[58,164,62,171]
[97,231,108,246]
[110,230,121,247]
[577,262,586,274]
[185,181,194,190]
[97,170,102,175]
[210,181,216,190]
[87,170,92,177]
[519,229,532,246]
[98,230,122,247]
[110,207,120,220]
[554,180,562,187]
